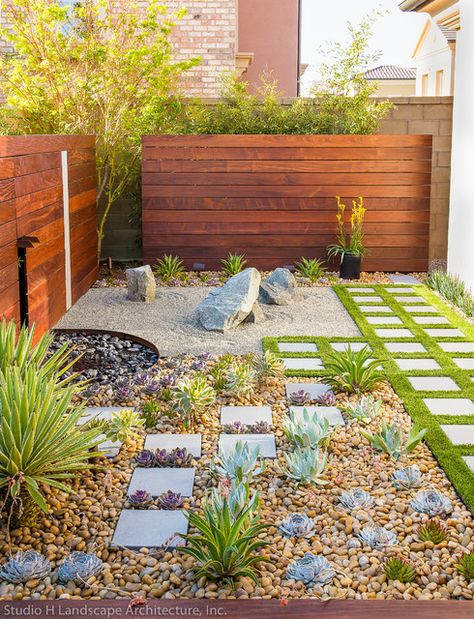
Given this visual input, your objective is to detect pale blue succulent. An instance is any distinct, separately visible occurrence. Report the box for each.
[410,490,452,516]
[58,552,103,586]
[279,514,316,538]
[392,465,424,490]
[0,551,51,583]
[339,489,374,510]
[359,525,398,549]
[283,408,332,449]
[286,553,335,587]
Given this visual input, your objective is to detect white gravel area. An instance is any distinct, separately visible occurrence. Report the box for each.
[55,287,361,356]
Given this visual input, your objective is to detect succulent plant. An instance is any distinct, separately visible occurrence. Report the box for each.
[416,519,448,544]
[410,490,452,517]
[225,361,257,397]
[128,489,153,508]
[252,351,285,381]
[135,372,150,386]
[383,557,416,583]
[279,514,316,538]
[140,400,160,429]
[315,390,337,407]
[107,409,144,443]
[359,525,398,549]
[322,346,384,394]
[289,389,311,406]
[221,421,272,434]
[339,488,374,511]
[209,481,254,520]
[58,552,103,586]
[361,421,426,460]
[144,380,161,395]
[213,440,265,484]
[154,447,193,467]
[282,447,328,486]
[343,395,383,424]
[0,551,51,583]
[456,554,474,581]
[172,375,216,428]
[136,449,156,468]
[157,490,183,510]
[286,552,335,587]
[115,379,132,400]
[251,421,272,434]
[392,465,424,490]
[283,408,332,449]
[222,421,247,434]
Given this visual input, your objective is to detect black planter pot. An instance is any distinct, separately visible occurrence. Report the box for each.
[340,253,361,280]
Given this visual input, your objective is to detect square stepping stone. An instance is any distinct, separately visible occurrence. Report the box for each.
[388,275,420,284]
[352,296,383,303]
[441,425,474,445]
[439,342,474,353]
[359,306,393,313]
[128,468,195,497]
[407,376,460,391]
[412,315,450,325]
[395,358,441,371]
[144,434,201,458]
[347,287,375,293]
[423,398,474,416]
[402,305,438,313]
[394,296,426,304]
[278,342,318,353]
[331,342,370,352]
[112,510,188,550]
[282,358,323,371]
[375,328,414,338]
[79,406,132,425]
[425,328,464,338]
[289,405,344,426]
[385,287,415,294]
[219,434,276,458]
[285,382,332,399]
[220,405,273,426]
[462,456,474,472]
[385,342,427,353]
[366,316,403,325]
[453,358,474,370]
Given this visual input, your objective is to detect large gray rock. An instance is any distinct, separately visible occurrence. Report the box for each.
[126,265,156,302]
[197,268,261,332]
[259,268,300,305]
[243,301,266,324]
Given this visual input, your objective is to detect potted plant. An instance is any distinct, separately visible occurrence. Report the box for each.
[327,196,367,280]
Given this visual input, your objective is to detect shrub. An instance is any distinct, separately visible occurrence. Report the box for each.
[154,255,185,282]
[282,447,329,486]
[426,269,474,318]
[383,557,416,583]
[322,346,384,394]
[361,421,426,461]
[295,258,325,282]
[221,253,247,277]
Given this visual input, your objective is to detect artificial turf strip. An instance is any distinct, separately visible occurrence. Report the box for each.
[263,283,474,512]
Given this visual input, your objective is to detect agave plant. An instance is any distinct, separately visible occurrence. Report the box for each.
[286,553,335,586]
[107,409,144,443]
[154,447,193,467]
[221,253,247,277]
[339,489,374,511]
[225,361,257,397]
[213,441,265,484]
[157,490,183,510]
[279,514,316,538]
[322,346,384,394]
[172,375,216,429]
[456,554,474,581]
[361,421,426,460]
[343,395,383,424]
[410,490,452,517]
[392,465,424,490]
[154,254,185,282]
[0,367,101,523]
[289,389,311,406]
[295,257,326,282]
[180,489,269,584]
[383,557,416,583]
[416,519,448,544]
[135,449,156,468]
[282,447,329,486]
[0,551,51,583]
[283,408,332,449]
[252,351,285,381]
[359,525,398,549]
[58,552,103,586]
[209,481,252,521]
[128,489,153,508]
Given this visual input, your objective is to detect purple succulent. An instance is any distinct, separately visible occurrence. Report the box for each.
[144,380,161,395]
[136,449,156,468]
[289,389,311,406]
[154,447,193,467]
[316,390,337,406]
[250,421,272,434]
[190,360,206,372]
[128,489,152,508]
[160,375,176,388]
[198,353,212,362]
[222,421,247,434]
[135,372,149,386]
[157,490,183,510]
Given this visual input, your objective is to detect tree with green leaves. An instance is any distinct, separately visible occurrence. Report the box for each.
[0,0,199,256]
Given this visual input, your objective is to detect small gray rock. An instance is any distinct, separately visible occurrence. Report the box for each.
[126,265,156,302]
[259,268,300,305]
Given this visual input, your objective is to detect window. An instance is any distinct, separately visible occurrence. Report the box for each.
[436,70,444,95]
[421,74,429,96]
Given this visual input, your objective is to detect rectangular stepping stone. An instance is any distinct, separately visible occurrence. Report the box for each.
[412,315,450,325]
[394,296,426,303]
[375,328,414,338]
[79,406,133,425]
[366,316,403,325]
[285,382,332,399]
[462,456,474,472]
[347,287,375,293]
[278,342,318,353]
[407,376,460,391]
[352,296,383,303]
[331,342,370,352]
[282,358,323,371]
[395,358,441,371]
[359,306,393,313]
[112,510,188,550]
[385,342,427,353]
[144,434,201,458]
[423,398,474,416]
[402,305,438,313]
[219,433,276,458]
[441,425,474,445]
[439,342,474,353]
[425,328,464,338]
[453,358,474,370]
[289,405,344,426]
[388,274,420,284]
[220,405,273,425]
[98,435,122,458]
[385,287,415,294]
[128,467,195,497]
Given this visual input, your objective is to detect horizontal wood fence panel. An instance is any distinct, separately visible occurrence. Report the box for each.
[142,134,432,272]
[0,135,98,339]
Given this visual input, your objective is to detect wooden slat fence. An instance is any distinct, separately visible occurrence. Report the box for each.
[142,134,432,272]
[0,135,98,337]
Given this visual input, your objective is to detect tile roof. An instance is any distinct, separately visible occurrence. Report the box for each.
[364,65,417,80]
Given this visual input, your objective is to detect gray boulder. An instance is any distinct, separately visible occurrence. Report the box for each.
[259,268,300,305]
[243,301,266,324]
[126,265,156,302]
[197,268,261,332]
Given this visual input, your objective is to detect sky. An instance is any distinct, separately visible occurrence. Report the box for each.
[301,0,428,93]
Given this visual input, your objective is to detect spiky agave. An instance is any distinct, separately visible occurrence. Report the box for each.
[383,557,416,583]
[322,346,385,394]
[283,408,332,449]
[282,447,329,486]
[361,421,426,460]
[416,519,448,544]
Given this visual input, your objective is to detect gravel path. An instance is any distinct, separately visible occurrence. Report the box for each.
[55,286,360,356]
